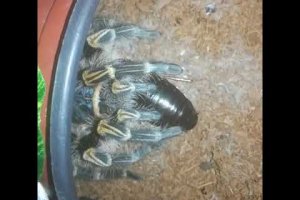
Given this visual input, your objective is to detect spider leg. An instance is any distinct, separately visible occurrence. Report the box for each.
[111,80,157,94]
[112,60,183,78]
[95,106,164,141]
[81,60,182,86]
[82,148,112,167]
[96,119,131,141]
[86,24,160,48]
[96,117,183,142]
[115,25,160,40]
[73,165,141,180]
[75,145,151,180]
[110,144,153,166]
[115,109,161,122]
[130,126,183,142]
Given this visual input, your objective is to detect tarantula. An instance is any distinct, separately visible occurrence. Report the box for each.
[71,17,198,180]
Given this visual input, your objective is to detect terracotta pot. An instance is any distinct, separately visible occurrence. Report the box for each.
[38,0,99,199]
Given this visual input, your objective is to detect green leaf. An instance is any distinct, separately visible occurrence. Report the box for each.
[38,67,46,180]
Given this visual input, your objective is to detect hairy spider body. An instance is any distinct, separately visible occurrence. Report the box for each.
[71,17,198,180]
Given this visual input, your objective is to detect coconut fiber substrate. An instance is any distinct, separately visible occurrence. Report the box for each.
[76,0,262,199]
